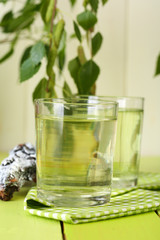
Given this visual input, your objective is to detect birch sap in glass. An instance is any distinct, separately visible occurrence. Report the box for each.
[35,98,118,207]
[113,108,144,188]
[97,96,144,188]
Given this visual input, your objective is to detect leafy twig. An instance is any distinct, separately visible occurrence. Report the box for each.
[0,0,108,100]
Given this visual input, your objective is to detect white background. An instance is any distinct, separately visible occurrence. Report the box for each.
[0,0,160,156]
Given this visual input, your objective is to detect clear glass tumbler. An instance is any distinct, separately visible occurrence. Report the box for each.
[75,96,144,188]
[111,97,144,188]
[35,98,118,207]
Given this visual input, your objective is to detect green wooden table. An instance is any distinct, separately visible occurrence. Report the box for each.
[0,153,160,240]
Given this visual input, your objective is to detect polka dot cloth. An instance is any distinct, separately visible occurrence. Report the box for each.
[138,172,160,190]
[24,173,160,224]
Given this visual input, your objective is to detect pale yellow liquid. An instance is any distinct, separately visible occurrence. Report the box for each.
[113,109,143,188]
[36,115,117,207]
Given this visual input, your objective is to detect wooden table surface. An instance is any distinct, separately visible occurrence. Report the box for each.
[0,153,160,240]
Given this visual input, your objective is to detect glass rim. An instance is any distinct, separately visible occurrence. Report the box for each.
[75,95,144,110]
[34,98,118,108]
[76,95,145,102]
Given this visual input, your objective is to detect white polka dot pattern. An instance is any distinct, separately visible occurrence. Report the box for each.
[24,172,160,224]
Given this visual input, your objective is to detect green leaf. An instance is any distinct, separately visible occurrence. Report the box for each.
[89,0,99,12]
[0,11,13,25]
[54,19,65,47]
[58,50,65,71]
[19,42,45,81]
[69,0,77,7]
[102,0,109,5]
[46,0,55,23]
[30,41,46,65]
[0,0,7,3]
[92,32,103,56]
[0,34,18,63]
[2,13,35,33]
[63,81,72,98]
[78,45,86,65]
[68,57,81,91]
[78,60,100,94]
[68,57,81,81]
[83,0,89,7]
[155,54,160,76]
[20,58,41,82]
[77,10,97,31]
[40,0,49,23]
[24,0,33,4]
[73,21,81,42]
[58,31,66,71]
[0,11,13,31]
[20,46,32,65]
[70,33,76,39]
[58,30,66,53]
[0,49,14,63]
[20,2,40,14]
[45,44,50,56]
[0,2,39,33]
[32,78,48,101]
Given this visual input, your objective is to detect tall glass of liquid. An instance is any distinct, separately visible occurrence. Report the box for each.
[75,96,144,188]
[35,98,118,207]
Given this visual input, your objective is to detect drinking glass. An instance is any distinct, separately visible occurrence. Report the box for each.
[110,97,144,188]
[35,98,118,207]
[85,96,144,188]
[76,96,144,188]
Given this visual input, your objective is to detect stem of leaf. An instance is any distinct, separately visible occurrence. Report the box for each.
[47,0,57,94]
[49,0,57,49]
[86,30,93,59]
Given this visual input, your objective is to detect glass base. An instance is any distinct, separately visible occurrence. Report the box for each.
[37,188,111,207]
[112,177,137,188]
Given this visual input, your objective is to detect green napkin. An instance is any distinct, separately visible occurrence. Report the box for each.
[138,172,160,190]
[24,173,160,224]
